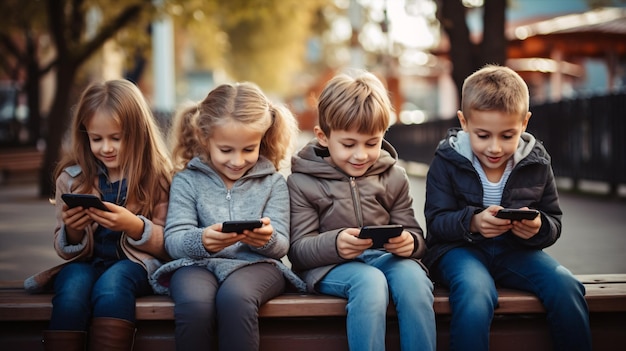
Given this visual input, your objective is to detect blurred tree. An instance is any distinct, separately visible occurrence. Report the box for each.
[0,0,155,197]
[0,0,329,197]
[169,0,329,95]
[436,0,507,103]
[0,1,47,149]
[436,0,626,102]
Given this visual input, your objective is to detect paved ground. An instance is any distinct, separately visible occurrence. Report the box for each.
[1,171,625,284]
[404,171,626,276]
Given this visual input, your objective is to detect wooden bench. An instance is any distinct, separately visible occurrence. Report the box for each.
[1,274,624,350]
[0,148,43,183]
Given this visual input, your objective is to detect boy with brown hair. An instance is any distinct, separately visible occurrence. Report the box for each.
[287,70,436,351]
[424,65,592,350]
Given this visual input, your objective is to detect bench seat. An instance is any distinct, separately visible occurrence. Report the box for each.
[0,148,43,183]
[1,274,625,350]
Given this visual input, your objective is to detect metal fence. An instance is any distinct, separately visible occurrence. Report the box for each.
[386,91,626,195]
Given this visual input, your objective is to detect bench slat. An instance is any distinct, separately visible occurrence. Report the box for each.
[2,275,625,322]
[0,149,43,172]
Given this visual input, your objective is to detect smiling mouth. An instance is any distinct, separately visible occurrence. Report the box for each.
[351,162,368,168]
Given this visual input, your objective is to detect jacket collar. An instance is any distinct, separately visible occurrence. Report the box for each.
[446,128,538,167]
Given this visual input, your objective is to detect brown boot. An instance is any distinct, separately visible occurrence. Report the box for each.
[42,330,86,351]
[88,317,136,351]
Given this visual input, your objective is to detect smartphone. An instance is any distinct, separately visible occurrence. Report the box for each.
[61,194,110,212]
[495,209,539,221]
[222,220,263,234]
[358,224,404,249]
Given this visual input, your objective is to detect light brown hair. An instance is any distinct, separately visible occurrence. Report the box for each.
[461,64,529,120]
[317,70,393,136]
[54,79,172,217]
[169,82,299,171]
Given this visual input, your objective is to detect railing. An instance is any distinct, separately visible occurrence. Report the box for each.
[386,91,626,196]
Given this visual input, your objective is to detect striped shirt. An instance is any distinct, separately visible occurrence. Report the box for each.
[472,156,514,206]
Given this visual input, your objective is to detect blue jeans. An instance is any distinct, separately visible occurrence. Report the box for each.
[434,239,592,351]
[49,259,152,331]
[317,251,436,351]
[169,263,286,351]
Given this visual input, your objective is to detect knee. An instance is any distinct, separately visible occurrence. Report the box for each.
[175,300,216,325]
[552,268,585,293]
[54,264,94,296]
[391,268,434,305]
[353,268,388,292]
[91,281,131,304]
[347,271,389,312]
[216,290,258,318]
[449,280,497,313]
[541,268,586,304]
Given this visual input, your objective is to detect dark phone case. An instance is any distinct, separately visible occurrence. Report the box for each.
[222,220,263,234]
[495,209,539,221]
[358,224,403,249]
[61,194,110,212]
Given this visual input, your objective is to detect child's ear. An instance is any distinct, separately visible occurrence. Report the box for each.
[314,126,329,147]
[521,112,532,132]
[457,110,468,131]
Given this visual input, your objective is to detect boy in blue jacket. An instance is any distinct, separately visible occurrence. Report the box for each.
[424,65,592,351]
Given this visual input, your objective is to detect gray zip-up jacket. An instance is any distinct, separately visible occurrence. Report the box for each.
[287,139,427,292]
[151,156,306,294]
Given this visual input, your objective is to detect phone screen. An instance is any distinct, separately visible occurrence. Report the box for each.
[358,224,403,249]
[222,220,263,234]
[495,209,539,221]
[61,194,110,212]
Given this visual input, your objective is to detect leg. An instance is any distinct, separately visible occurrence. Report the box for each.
[371,254,436,351]
[435,247,497,351]
[216,263,286,351]
[169,266,219,351]
[49,262,98,331]
[494,249,592,351]
[88,318,136,351]
[317,261,389,351]
[89,259,151,351]
[91,259,152,321]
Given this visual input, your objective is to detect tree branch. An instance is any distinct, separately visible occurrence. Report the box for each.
[0,33,25,62]
[74,2,151,66]
[47,0,68,55]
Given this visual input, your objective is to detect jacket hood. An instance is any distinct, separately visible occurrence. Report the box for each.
[291,138,398,179]
[447,128,536,167]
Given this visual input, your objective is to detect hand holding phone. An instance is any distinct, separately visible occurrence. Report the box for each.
[222,220,263,234]
[495,209,539,221]
[358,224,403,249]
[61,194,110,212]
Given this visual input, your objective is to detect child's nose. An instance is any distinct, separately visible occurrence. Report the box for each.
[488,139,502,153]
[231,153,245,166]
[353,146,367,160]
[103,140,114,152]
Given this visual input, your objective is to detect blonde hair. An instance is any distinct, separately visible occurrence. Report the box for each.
[461,64,529,120]
[54,79,172,217]
[169,82,299,171]
[317,70,393,136]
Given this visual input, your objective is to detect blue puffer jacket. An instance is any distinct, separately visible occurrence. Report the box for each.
[423,128,562,269]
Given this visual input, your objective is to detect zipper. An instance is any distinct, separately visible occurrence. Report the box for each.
[349,177,364,227]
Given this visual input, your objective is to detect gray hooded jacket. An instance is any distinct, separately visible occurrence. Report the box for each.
[151,156,306,294]
[287,139,427,292]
